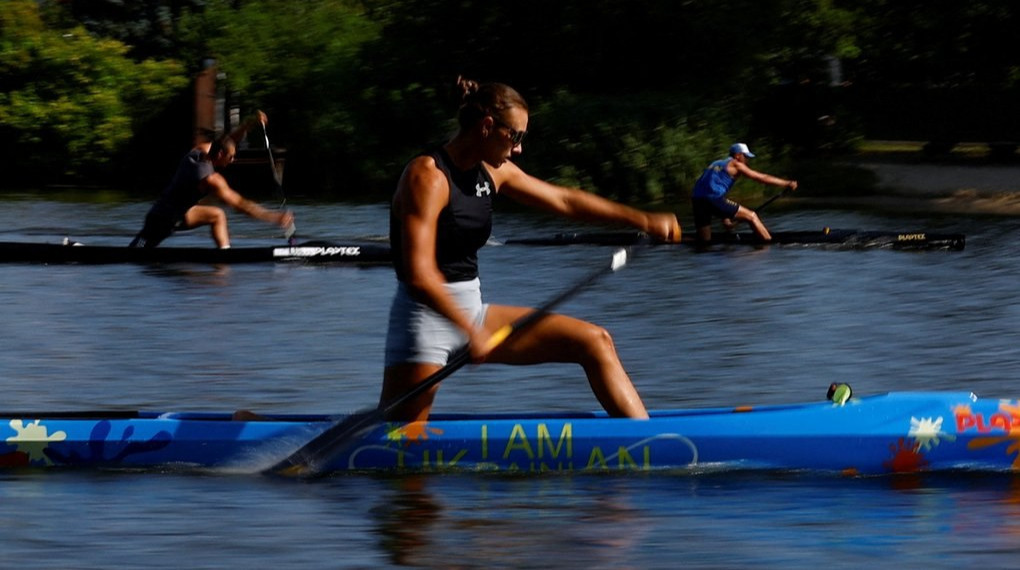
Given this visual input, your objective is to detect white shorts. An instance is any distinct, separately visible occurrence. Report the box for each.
[384,278,489,367]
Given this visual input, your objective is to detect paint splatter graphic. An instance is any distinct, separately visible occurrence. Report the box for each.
[4,420,67,466]
[909,416,955,451]
[880,415,950,473]
[962,401,1020,469]
[884,437,928,472]
[2,419,173,468]
[385,422,444,445]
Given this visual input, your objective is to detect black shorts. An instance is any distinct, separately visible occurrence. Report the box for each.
[129,212,184,248]
[692,196,740,228]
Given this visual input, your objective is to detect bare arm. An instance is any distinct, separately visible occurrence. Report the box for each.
[734,160,798,191]
[490,161,681,242]
[226,110,268,148]
[202,172,293,227]
[394,157,485,349]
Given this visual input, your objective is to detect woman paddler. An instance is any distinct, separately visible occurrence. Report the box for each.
[382,76,681,422]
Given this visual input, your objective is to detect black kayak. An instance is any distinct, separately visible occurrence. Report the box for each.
[0,240,393,265]
[0,228,965,265]
[504,229,966,251]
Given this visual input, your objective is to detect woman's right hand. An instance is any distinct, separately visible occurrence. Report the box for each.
[467,326,493,363]
[644,212,682,243]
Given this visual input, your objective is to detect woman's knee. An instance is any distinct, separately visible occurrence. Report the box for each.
[576,322,618,360]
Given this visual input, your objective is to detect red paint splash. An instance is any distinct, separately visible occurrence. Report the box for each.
[0,451,30,468]
[883,437,928,473]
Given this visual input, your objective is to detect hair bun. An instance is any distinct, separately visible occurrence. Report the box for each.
[456,75,480,101]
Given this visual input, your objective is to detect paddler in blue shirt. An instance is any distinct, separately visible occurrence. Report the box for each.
[129,111,294,248]
[691,143,797,243]
[383,76,682,422]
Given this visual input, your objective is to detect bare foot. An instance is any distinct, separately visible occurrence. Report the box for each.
[231,409,266,421]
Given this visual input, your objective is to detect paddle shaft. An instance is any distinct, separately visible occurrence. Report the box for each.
[751,185,792,213]
[268,247,633,476]
[260,122,296,241]
[260,122,284,193]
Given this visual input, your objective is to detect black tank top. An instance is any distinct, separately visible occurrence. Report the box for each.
[391,147,494,283]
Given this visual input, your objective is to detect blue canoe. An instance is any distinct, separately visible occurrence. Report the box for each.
[1,391,1017,476]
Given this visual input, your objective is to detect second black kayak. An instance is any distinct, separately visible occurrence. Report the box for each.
[504,229,966,251]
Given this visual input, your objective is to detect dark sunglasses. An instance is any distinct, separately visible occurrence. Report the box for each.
[491,117,528,146]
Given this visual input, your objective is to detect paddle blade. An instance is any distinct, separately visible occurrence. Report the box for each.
[269,409,378,477]
[610,247,629,271]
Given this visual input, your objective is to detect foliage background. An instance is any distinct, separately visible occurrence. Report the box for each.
[1,0,1017,204]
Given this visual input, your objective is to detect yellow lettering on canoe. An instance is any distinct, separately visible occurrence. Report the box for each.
[537,423,572,459]
[617,446,639,468]
[614,445,651,469]
[422,448,467,468]
[586,446,608,469]
[897,233,926,241]
[503,424,534,459]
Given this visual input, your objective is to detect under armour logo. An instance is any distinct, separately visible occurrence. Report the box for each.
[475,182,491,197]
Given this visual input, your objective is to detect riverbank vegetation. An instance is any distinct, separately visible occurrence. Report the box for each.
[2,0,1017,205]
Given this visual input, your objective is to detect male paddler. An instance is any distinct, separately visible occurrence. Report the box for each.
[129,110,294,249]
[690,143,797,242]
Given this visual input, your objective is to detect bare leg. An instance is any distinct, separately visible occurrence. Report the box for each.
[733,205,771,241]
[380,305,650,421]
[696,225,713,243]
[381,363,443,422]
[483,305,649,419]
[184,205,231,248]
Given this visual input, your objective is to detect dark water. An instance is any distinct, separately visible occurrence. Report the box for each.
[1,192,1019,568]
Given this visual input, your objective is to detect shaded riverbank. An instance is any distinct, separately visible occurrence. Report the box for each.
[796,143,1020,215]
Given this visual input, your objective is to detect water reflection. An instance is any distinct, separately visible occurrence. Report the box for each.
[368,474,654,568]
[371,475,441,566]
[141,263,234,286]
[362,470,1020,567]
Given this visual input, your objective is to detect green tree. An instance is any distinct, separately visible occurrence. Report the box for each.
[846,0,1020,151]
[0,0,187,186]
[176,0,381,194]
[46,0,205,61]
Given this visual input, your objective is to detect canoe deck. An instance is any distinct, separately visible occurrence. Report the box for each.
[0,391,1014,476]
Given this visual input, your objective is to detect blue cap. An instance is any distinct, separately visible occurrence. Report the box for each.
[729,143,755,158]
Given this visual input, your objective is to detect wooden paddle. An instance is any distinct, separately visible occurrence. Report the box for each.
[267,247,634,477]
